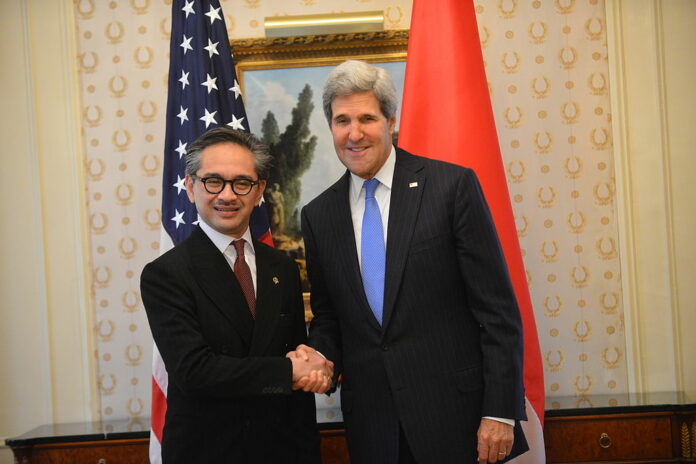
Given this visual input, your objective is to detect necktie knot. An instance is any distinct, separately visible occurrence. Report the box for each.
[233,239,245,258]
[364,178,379,200]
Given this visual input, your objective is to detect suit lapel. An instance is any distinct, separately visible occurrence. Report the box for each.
[329,172,380,329]
[382,150,425,330]
[249,242,282,355]
[187,227,254,347]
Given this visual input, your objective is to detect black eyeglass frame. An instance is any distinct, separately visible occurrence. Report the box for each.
[191,175,261,196]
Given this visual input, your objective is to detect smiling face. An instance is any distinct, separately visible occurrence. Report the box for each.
[330,91,396,179]
[185,141,266,238]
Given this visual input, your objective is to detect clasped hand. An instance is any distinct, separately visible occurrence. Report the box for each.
[286,344,334,394]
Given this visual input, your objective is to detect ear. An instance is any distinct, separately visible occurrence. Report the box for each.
[185,175,196,203]
[388,115,396,134]
[256,179,267,202]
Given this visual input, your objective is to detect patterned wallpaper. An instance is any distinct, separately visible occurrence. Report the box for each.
[74,0,624,422]
[477,0,626,407]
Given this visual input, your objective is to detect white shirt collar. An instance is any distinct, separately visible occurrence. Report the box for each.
[349,145,396,201]
[199,220,255,256]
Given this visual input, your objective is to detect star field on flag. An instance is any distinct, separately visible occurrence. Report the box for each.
[162,0,251,246]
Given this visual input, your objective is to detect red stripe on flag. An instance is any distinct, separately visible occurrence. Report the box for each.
[256,230,274,247]
[398,0,545,428]
[151,376,167,443]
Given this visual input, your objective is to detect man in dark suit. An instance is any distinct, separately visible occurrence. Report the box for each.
[300,60,528,464]
[141,128,331,463]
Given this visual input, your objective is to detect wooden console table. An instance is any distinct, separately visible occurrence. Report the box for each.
[5,419,348,464]
[7,392,695,463]
[544,391,696,463]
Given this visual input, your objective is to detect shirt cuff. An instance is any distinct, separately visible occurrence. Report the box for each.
[483,416,515,427]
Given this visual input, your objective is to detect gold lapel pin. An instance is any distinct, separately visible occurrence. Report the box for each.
[409,182,418,188]
[272,277,279,284]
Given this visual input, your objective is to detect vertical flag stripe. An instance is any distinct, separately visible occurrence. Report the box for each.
[398,0,545,461]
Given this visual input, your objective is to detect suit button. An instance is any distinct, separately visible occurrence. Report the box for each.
[382,344,389,351]
[221,345,230,354]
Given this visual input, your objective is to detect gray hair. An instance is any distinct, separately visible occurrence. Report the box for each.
[322,60,398,124]
[184,127,272,179]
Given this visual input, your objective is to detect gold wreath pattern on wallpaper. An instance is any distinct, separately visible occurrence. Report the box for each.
[75,0,623,421]
[477,0,626,403]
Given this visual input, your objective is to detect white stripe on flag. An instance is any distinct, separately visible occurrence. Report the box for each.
[508,398,545,463]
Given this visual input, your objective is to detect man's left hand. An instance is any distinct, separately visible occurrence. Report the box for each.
[477,418,514,463]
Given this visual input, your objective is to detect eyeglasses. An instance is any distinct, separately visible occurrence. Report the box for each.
[191,175,260,196]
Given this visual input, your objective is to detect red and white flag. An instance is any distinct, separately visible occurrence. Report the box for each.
[398,1,545,461]
[151,0,271,462]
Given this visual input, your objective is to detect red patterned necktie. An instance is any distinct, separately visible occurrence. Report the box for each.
[232,239,255,318]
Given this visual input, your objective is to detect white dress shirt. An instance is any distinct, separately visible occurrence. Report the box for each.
[199,220,257,294]
[349,145,395,266]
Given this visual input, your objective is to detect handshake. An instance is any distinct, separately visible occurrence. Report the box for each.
[286,344,334,394]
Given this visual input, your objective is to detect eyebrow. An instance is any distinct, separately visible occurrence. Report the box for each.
[333,112,378,120]
[199,173,256,180]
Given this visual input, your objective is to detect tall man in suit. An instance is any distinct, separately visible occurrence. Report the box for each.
[300,60,529,463]
[141,128,332,463]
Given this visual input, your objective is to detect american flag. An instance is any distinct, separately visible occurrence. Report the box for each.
[151,0,272,461]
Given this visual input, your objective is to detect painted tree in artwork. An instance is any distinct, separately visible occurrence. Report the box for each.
[262,84,317,239]
[261,111,280,146]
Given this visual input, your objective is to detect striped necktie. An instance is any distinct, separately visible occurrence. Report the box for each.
[232,239,255,318]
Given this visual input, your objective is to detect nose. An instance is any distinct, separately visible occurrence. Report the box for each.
[217,182,238,200]
[348,122,363,142]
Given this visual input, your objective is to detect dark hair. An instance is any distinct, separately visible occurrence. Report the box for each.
[184,127,272,179]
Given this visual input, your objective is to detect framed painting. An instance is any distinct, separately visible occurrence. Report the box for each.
[231,31,409,312]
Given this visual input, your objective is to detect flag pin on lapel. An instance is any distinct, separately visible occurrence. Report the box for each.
[273,277,279,284]
[409,182,418,188]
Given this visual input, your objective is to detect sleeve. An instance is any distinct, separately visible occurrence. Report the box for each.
[282,258,322,463]
[140,257,293,399]
[301,205,343,380]
[452,168,526,420]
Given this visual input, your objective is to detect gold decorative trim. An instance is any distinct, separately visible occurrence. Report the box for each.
[231,30,409,89]
[682,421,691,458]
[264,11,384,37]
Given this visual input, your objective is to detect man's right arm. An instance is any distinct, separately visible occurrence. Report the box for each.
[300,206,343,380]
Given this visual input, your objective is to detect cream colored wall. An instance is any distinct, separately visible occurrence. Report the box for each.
[0,0,694,461]
[0,0,96,461]
[662,0,696,394]
[607,0,696,393]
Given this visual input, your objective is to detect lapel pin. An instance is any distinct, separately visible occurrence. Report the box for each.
[409,182,418,188]
[272,277,279,284]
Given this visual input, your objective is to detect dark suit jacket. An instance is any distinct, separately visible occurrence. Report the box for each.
[141,226,320,464]
[301,148,528,464]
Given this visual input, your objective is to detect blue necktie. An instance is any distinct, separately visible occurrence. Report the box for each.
[361,178,385,325]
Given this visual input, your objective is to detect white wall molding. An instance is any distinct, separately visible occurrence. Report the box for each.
[26,0,98,422]
[606,0,695,394]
